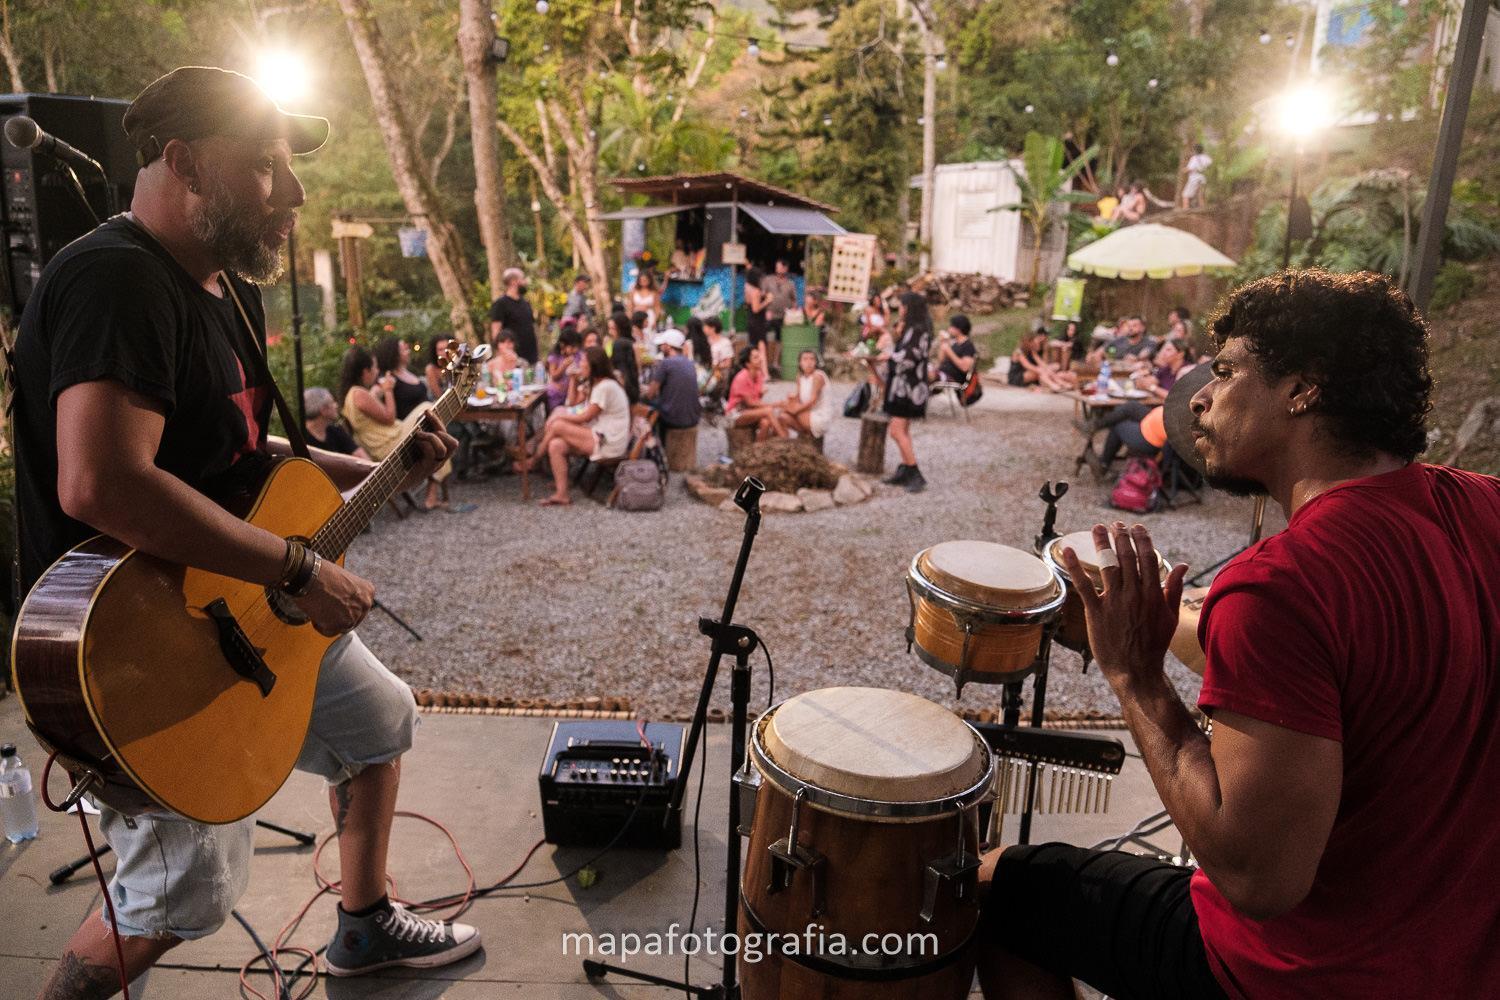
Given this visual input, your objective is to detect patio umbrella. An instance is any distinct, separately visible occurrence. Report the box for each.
[1066,223,1236,279]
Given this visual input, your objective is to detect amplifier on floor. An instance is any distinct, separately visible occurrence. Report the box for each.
[538,721,685,850]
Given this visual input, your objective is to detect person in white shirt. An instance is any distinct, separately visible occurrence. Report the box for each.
[779,349,836,439]
[516,345,630,506]
[1181,143,1212,208]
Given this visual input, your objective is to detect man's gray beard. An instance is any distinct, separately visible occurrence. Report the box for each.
[188,177,285,284]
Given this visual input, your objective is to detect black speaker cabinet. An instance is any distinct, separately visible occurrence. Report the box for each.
[0,93,135,318]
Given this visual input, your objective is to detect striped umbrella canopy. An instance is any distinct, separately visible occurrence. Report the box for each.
[1066,223,1236,279]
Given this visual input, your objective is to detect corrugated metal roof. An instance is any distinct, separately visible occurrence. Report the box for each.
[608,172,838,213]
[737,203,847,236]
[593,205,691,222]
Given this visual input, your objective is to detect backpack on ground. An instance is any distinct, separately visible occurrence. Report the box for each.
[611,459,664,510]
[1110,456,1162,514]
[961,371,984,406]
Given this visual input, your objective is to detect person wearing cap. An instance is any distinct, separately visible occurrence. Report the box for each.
[644,328,703,432]
[10,67,478,997]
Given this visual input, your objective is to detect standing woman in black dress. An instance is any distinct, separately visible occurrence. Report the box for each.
[744,266,772,375]
[882,291,933,492]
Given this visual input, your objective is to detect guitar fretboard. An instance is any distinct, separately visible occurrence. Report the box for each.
[309,386,464,558]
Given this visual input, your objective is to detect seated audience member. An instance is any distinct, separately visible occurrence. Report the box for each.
[1051,320,1081,367]
[860,292,889,342]
[581,327,601,351]
[303,386,369,459]
[375,336,431,420]
[1135,337,1190,401]
[779,349,835,440]
[630,310,650,344]
[1111,181,1146,223]
[934,313,979,384]
[487,329,521,385]
[423,334,452,398]
[609,311,642,404]
[1010,329,1076,391]
[562,272,593,325]
[1088,315,1157,367]
[644,329,703,432]
[339,345,447,510]
[807,287,830,352]
[704,315,734,368]
[725,343,787,441]
[517,345,630,506]
[683,317,712,369]
[546,329,582,411]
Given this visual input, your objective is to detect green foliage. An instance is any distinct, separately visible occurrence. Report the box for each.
[1236,169,1500,284]
[1429,261,1477,313]
[992,132,1097,289]
[1317,0,1446,123]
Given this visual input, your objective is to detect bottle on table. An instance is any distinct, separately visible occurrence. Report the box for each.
[0,743,40,843]
[1097,359,1112,397]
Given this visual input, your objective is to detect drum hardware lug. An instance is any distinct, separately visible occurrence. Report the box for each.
[921,814,979,923]
[954,621,976,697]
[733,764,761,837]
[904,581,917,653]
[767,788,826,916]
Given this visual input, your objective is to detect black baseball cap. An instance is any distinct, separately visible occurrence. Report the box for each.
[123,66,330,167]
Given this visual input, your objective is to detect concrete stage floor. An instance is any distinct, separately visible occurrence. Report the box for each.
[1,694,1173,998]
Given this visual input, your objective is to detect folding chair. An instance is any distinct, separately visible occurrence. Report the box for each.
[930,369,973,422]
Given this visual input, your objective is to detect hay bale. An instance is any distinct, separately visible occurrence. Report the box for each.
[701,438,842,494]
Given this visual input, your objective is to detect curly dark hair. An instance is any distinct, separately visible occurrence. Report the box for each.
[1209,268,1432,462]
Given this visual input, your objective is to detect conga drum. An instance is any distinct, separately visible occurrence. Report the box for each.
[1169,586,1210,675]
[905,541,1065,694]
[1041,530,1169,653]
[738,687,993,1000]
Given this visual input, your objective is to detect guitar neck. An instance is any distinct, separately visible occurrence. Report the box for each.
[310,387,463,558]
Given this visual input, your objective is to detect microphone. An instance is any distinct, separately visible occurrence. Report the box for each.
[4,115,106,178]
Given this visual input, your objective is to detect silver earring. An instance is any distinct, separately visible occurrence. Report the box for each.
[189,182,199,195]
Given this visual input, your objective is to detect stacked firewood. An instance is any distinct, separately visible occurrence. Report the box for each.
[904,272,1030,313]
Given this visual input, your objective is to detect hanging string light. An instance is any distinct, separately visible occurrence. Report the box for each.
[1147,78,1159,89]
[1285,34,1296,48]
[1258,28,1271,44]
[822,113,832,126]
[1105,51,1119,67]
[747,39,760,58]
[535,0,549,13]
[1024,103,1034,113]
[935,54,947,71]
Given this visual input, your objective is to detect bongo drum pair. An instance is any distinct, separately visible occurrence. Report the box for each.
[905,541,1065,694]
[738,687,993,999]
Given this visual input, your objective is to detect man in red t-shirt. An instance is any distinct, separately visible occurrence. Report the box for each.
[975,269,1500,999]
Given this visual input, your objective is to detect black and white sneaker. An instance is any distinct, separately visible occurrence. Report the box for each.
[323,900,482,977]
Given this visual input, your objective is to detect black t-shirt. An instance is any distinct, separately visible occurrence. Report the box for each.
[308,421,359,455]
[939,337,977,383]
[11,215,274,592]
[391,376,429,420]
[488,294,538,363]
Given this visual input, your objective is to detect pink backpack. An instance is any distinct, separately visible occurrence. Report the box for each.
[1110,456,1162,514]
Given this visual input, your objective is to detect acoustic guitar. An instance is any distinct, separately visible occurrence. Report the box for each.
[9,346,487,824]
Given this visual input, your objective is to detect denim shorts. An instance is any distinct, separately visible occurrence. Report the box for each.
[95,632,418,940]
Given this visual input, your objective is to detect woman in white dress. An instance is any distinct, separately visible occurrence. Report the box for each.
[779,350,835,440]
[629,270,663,333]
[517,345,631,506]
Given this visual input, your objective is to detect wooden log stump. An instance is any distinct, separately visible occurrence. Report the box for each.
[665,425,699,471]
[726,425,756,459]
[856,413,889,475]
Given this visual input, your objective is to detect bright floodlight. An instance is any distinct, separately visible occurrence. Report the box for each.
[1274,81,1336,140]
[255,49,311,107]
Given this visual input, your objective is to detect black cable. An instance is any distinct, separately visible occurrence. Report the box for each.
[762,640,775,709]
[683,715,710,995]
[231,910,290,1000]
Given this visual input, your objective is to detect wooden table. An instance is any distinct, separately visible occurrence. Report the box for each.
[453,389,547,500]
[1061,390,1158,481]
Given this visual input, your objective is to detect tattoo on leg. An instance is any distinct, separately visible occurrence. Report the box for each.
[334,782,354,836]
[40,951,120,1000]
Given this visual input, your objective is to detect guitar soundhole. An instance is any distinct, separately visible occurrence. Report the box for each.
[267,588,310,626]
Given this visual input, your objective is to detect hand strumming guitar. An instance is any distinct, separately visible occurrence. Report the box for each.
[292,559,376,637]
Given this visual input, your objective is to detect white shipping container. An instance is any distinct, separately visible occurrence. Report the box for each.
[926,160,1066,283]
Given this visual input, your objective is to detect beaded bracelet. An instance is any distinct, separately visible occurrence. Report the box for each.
[284,549,321,597]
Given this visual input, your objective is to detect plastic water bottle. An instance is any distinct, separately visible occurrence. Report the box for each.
[1097,359,1112,397]
[0,744,40,843]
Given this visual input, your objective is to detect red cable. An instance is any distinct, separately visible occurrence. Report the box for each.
[41,752,131,1000]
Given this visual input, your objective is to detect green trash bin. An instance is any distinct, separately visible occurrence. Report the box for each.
[779,324,820,374]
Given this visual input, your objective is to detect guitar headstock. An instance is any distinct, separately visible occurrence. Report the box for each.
[444,343,492,399]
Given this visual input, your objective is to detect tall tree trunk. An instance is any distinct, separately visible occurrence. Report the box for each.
[914,7,937,273]
[458,0,519,296]
[0,1,25,93]
[339,0,477,342]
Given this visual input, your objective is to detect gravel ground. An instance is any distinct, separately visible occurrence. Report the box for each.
[345,378,1285,721]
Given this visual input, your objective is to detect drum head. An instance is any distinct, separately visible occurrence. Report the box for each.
[917,540,1058,609]
[763,687,987,803]
[1047,530,1168,586]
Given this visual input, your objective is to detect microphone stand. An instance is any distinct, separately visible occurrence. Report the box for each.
[583,476,767,1000]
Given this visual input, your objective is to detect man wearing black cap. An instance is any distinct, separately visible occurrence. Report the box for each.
[11,68,479,999]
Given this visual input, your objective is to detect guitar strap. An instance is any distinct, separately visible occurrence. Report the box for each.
[220,276,311,460]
